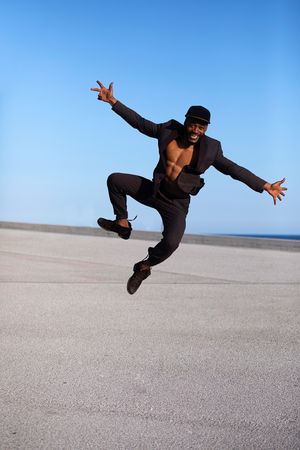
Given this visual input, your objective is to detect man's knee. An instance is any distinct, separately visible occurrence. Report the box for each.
[107,172,121,189]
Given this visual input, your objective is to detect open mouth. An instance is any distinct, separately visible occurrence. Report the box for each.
[189,133,200,140]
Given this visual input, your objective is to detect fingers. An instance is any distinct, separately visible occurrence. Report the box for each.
[277,187,287,196]
[277,177,286,186]
[91,81,113,96]
[274,192,284,204]
[272,178,286,187]
[90,87,102,100]
[278,187,287,196]
[90,81,104,92]
[90,86,102,100]
[90,81,105,94]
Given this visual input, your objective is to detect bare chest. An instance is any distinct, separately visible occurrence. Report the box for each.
[165,139,194,181]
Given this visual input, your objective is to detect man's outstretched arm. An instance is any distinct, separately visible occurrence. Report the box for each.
[213,144,287,205]
[90,80,161,138]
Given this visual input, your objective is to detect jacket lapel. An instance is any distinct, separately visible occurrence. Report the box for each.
[195,135,210,173]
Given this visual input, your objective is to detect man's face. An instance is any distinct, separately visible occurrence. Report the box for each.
[185,119,208,144]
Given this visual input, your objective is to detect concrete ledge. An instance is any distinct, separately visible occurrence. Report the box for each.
[0,221,299,252]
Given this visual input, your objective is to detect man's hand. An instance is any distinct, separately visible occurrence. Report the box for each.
[263,178,287,205]
[90,80,117,106]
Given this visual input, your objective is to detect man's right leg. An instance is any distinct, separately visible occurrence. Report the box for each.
[107,172,154,218]
[98,172,154,239]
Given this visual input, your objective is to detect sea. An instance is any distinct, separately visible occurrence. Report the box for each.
[224,234,300,241]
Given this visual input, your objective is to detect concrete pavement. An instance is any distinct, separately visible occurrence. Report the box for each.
[0,228,299,449]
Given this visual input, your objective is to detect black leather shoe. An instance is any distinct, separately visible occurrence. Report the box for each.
[97,217,132,240]
[127,261,151,295]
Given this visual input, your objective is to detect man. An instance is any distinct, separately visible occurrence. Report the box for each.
[91,80,287,295]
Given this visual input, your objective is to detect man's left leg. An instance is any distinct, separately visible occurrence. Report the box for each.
[127,203,187,294]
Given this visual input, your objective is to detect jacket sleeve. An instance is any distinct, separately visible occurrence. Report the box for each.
[212,143,267,193]
[111,101,161,138]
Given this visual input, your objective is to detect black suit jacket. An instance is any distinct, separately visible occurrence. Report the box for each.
[112,101,267,196]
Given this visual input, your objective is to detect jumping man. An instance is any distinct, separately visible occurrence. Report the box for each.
[90,81,287,295]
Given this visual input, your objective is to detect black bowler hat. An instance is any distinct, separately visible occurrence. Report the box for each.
[185,105,211,124]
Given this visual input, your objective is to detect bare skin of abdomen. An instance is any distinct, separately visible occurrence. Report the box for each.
[165,139,194,181]
[159,139,195,197]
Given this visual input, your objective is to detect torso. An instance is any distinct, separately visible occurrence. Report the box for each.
[158,138,196,198]
[165,138,194,182]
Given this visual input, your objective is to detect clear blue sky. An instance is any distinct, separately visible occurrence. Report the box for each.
[1,0,299,234]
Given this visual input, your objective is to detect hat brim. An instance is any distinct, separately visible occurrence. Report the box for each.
[185,114,210,124]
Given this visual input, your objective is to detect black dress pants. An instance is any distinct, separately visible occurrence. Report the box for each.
[106,172,190,266]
